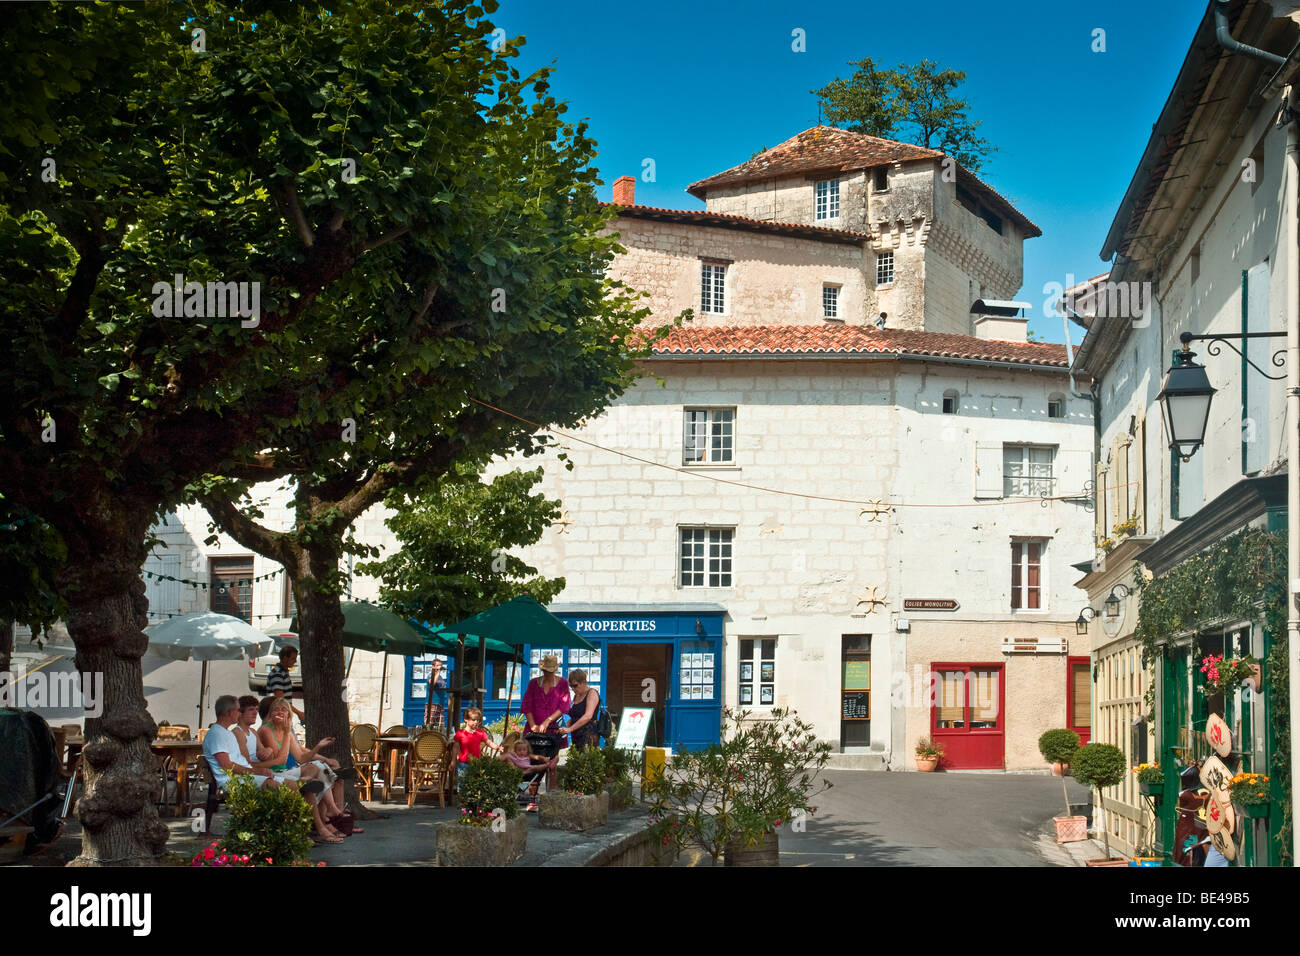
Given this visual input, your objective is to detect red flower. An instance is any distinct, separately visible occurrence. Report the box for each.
[773,819,782,827]
[661,836,670,845]
[202,847,214,860]
[265,857,274,865]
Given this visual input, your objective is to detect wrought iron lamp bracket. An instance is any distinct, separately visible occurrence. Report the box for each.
[1179,331,1286,381]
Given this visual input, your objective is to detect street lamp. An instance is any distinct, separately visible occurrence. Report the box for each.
[1156,345,1216,462]
[1076,606,1096,634]
[1104,583,1131,618]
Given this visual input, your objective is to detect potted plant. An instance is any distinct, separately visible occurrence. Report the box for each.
[914,736,943,772]
[1133,762,1164,802]
[647,708,832,867]
[1199,653,1260,698]
[1038,728,1085,843]
[220,773,314,866]
[602,744,636,811]
[1228,772,1270,818]
[436,756,527,866]
[1071,742,1128,865]
[539,745,609,831]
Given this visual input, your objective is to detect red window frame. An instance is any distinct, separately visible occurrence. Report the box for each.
[930,662,1005,736]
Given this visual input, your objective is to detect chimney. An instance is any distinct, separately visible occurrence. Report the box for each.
[612,175,636,206]
[969,299,1030,342]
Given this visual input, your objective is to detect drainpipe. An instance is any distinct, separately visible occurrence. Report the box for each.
[1214,0,1298,864]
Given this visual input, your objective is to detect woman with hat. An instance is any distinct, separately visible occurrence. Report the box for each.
[521,654,571,778]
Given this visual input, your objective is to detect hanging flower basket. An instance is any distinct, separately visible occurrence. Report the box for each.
[1199,654,1259,699]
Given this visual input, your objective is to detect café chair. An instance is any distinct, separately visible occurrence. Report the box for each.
[349,724,380,801]
[408,731,450,808]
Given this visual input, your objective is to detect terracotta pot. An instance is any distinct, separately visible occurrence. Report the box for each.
[915,755,939,772]
[1054,815,1088,844]
[1051,762,1070,777]
[1086,857,1130,867]
[1244,664,1263,693]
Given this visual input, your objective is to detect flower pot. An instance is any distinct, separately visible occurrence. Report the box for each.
[435,814,527,867]
[1242,802,1269,819]
[537,790,609,832]
[1086,857,1130,867]
[724,830,779,867]
[1130,857,1163,867]
[1244,664,1263,693]
[1051,762,1070,777]
[1139,780,1163,801]
[915,755,939,772]
[1054,815,1088,844]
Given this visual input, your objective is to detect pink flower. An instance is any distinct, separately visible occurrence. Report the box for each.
[202,847,214,860]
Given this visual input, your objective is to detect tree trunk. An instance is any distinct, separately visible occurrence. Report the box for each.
[59,543,169,866]
[0,620,12,676]
[295,545,358,811]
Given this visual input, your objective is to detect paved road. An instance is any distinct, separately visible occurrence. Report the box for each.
[767,770,1092,867]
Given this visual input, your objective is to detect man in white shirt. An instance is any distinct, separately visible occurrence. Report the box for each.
[203,695,322,792]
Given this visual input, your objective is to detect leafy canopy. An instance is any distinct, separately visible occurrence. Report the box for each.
[812,57,994,172]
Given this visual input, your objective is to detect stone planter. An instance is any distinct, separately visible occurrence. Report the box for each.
[606,778,635,812]
[538,789,609,832]
[435,814,527,867]
[915,755,939,772]
[1054,815,1088,844]
[724,830,779,867]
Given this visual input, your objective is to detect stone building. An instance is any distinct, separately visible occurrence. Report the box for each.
[1069,0,1294,864]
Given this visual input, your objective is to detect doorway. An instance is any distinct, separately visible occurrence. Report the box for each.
[931,662,1005,769]
[840,635,871,750]
[607,643,671,747]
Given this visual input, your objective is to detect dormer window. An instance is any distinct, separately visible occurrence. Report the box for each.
[815,179,840,220]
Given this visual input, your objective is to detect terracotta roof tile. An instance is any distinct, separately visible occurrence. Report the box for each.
[687,126,941,198]
[634,324,1068,368]
[601,202,870,244]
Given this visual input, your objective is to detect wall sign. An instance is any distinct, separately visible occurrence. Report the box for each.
[613,707,654,751]
[841,691,869,720]
[1000,636,1067,654]
[903,599,959,611]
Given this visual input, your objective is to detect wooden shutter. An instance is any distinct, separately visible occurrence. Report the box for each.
[975,443,1003,498]
[1071,663,1091,729]
[937,671,965,727]
[1116,437,1131,523]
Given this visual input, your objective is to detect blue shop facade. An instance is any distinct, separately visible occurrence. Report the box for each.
[402,603,726,749]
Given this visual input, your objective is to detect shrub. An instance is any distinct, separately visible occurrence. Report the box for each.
[602,743,637,809]
[1071,743,1127,860]
[558,744,606,795]
[221,773,314,866]
[1038,728,1081,817]
[458,756,522,827]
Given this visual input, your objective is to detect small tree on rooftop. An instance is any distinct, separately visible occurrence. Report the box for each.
[1071,742,1127,861]
[1038,728,1080,817]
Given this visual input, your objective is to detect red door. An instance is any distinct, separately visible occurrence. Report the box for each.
[931,663,1005,769]
[1067,656,1091,746]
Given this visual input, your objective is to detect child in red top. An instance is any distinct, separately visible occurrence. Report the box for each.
[454,708,502,764]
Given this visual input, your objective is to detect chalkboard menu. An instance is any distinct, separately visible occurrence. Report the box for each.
[842,691,869,720]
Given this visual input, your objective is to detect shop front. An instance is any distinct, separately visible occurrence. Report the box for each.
[401,603,726,749]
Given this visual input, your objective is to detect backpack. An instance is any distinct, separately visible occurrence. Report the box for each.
[595,706,613,741]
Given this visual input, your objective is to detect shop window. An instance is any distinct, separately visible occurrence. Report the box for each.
[738,638,776,706]
[683,408,735,465]
[679,527,733,588]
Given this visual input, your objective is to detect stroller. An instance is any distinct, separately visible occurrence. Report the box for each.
[518,732,561,807]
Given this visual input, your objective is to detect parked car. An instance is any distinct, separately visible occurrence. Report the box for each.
[248,625,301,694]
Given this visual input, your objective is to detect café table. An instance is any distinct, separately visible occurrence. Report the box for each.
[376,735,415,804]
[150,740,206,817]
[63,736,84,777]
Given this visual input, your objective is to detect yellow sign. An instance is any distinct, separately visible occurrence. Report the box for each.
[843,661,871,690]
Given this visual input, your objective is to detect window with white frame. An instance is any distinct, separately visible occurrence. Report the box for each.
[683,408,735,464]
[1003,444,1055,496]
[679,527,733,588]
[1010,539,1046,610]
[876,251,894,285]
[815,179,840,220]
[942,389,959,414]
[822,284,840,319]
[1048,393,1065,419]
[700,262,726,314]
[737,638,776,706]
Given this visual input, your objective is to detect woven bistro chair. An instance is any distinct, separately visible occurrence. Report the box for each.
[350,723,380,801]
[408,731,450,808]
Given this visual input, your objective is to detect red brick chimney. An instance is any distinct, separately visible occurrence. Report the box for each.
[612,175,636,206]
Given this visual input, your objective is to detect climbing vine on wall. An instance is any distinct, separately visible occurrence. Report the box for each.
[1132,526,1290,865]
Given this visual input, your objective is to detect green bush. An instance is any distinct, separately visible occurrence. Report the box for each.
[459,756,522,824]
[559,745,606,795]
[1037,728,1080,765]
[1071,743,1127,860]
[222,773,314,866]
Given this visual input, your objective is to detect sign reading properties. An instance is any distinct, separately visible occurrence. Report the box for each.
[614,707,654,751]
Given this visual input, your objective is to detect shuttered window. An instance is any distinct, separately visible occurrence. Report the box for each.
[1071,661,1091,729]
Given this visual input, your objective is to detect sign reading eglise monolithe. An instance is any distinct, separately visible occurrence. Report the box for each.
[902,599,959,611]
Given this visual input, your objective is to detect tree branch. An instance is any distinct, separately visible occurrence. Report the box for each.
[363,224,410,252]
[200,494,296,569]
[277,177,315,247]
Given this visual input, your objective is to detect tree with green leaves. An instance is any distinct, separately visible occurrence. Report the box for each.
[0,0,649,865]
[359,464,566,625]
[812,58,994,172]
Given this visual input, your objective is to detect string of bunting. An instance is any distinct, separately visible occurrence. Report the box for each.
[141,567,285,589]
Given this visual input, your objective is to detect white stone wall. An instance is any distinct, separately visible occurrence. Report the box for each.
[486,356,1093,764]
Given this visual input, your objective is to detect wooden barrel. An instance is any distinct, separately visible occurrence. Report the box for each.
[724,831,779,867]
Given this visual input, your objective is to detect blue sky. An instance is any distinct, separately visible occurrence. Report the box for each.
[494,0,1206,342]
